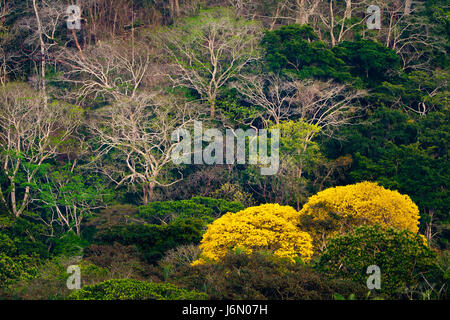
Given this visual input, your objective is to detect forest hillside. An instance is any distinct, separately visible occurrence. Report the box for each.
[0,0,448,301]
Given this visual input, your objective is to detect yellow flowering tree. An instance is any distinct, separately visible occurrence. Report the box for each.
[192,204,313,265]
[299,181,420,250]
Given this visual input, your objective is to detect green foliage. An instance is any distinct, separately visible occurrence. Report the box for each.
[37,163,111,234]
[96,218,204,264]
[1,256,109,300]
[371,69,449,111]
[262,26,404,88]
[0,1,448,302]
[262,24,352,82]
[138,197,244,225]
[265,119,324,207]
[52,231,90,257]
[170,251,366,300]
[0,232,40,288]
[215,88,263,125]
[139,200,213,224]
[412,0,449,68]
[273,120,321,156]
[1,217,52,259]
[69,278,207,300]
[190,196,244,216]
[1,214,91,261]
[0,252,39,288]
[317,225,440,298]
[333,39,401,87]
[328,107,449,246]
[333,293,355,300]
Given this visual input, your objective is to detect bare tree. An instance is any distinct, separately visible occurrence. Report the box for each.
[159,7,263,118]
[404,0,413,15]
[388,2,447,70]
[232,73,298,126]
[234,74,365,132]
[293,0,320,25]
[88,93,196,204]
[0,82,82,217]
[317,0,366,46]
[290,80,365,133]
[14,0,67,99]
[79,0,161,43]
[61,39,158,103]
[0,0,11,86]
[0,0,8,21]
[32,0,48,100]
[153,0,200,21]
[228,0,291,30]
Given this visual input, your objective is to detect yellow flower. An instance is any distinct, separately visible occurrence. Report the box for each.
[192,204,313,265]
[299,181,421,250]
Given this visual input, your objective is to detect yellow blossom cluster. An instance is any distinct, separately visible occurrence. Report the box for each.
[298,181,420,250]
[192,204,313,265]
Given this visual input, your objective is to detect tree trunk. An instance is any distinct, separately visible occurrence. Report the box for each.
[210,98,216,118]
[143,183,149,205]
[344,0,352,19]
[425,210,434,242]
[329,0,336,47]
[32,0,47,106]
[174,0,180,17]
[295,0,307,25]
[143,181,156,205]
[169,0,180,18]
[270,4,282,30]
[10,183,17,216]
[404,0,412,16]
[74,206,81,236]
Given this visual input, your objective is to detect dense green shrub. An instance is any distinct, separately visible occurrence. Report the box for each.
[326,106,449,249]
[262,24,402,88]
[332,39,401,86]
[138,200,213,224]
[138,197,244,225]
[1,217,52,259]
[52,231,90,256]
[262,24,352,81]
[1,257,109,300]
[317,225,440,298]
[96,218,204,264]
[0,232,40,288]
[190,196,244,216]
[68,279,208,300]
[0,252,39,288]
[0,233,16,256]
[170,251,367,300]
